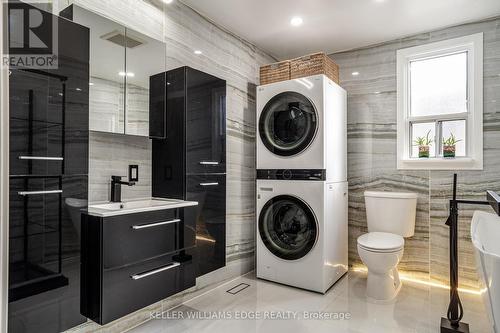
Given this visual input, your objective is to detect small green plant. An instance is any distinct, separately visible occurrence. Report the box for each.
[413,130,433,146]
[443,132,462,158]
[443,132,462,146]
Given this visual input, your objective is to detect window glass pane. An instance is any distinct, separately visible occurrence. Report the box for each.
[442,120,466,157]
[411,122,435,158]
[410,52,467,117]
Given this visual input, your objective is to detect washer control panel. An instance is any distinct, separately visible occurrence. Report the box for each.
[256,169,326,181]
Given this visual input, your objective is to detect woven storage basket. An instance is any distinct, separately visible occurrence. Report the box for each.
[290,52,339,84]
[260,60,290,85]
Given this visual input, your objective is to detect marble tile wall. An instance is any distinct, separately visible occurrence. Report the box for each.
[57,0,275,331]
[88,131,152,202]
[331,16,500,289]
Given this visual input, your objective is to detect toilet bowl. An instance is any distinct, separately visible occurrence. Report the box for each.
[358,232,404,302]
[65,198,88,241]
[357,191,417,302]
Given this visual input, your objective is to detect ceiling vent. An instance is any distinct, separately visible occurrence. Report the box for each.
[100,30,145,48]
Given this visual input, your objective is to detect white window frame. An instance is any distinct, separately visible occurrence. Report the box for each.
[397,33,483,170]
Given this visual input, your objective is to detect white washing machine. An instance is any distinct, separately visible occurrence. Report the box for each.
[256,178,348,293]
[256,74,347,182]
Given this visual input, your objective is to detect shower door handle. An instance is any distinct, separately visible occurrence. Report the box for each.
[18,156,64,161]
[199,182,219,187]
[18,190,63,196]
[199,161,219,165]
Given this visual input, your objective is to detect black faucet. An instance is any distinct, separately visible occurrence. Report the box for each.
[110,176,136,202]
[441,174,500,333]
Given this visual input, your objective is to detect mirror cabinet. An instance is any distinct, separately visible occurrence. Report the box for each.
[63,5,166,137]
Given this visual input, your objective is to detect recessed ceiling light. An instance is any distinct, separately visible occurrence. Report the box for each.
[75,88,82,91]
[194,50,203,55]
[290,17,303,27]
[352,71,360,76]
[89,82,94,86]
[163,0,173,4]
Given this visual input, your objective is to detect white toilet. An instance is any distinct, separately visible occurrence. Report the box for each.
[357,191,417,302]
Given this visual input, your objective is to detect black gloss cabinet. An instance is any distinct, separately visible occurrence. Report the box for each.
[8,4,89,333]
[152,67,227,277]
[80,208,196,325]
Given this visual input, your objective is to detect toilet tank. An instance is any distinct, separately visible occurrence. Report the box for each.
[364,191,418,237]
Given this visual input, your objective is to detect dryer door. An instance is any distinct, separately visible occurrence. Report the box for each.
[259,92,318,157]
[258,195,317,260]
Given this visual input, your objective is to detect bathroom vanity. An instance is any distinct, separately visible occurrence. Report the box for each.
[81,198,197,324]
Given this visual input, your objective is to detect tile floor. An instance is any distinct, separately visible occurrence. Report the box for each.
[129,270,492,333]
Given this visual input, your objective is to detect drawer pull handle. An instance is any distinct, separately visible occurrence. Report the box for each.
[131,262,180,280]
[199,161,219,165]
[18,156,64,161]
[199,182,219,186]
[132,218,180,230]
[18,190,63,196]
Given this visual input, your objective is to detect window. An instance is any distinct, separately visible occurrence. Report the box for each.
[397,33,483,170]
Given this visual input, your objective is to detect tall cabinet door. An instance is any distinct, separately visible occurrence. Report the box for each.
[185,68,226,174]
[186,174,226,276]
[7,5,89,333]
[9,71,64,176]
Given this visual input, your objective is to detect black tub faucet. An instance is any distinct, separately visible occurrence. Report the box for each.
[110,175,136,202]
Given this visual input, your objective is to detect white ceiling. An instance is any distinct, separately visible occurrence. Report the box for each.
[181,0,500,60]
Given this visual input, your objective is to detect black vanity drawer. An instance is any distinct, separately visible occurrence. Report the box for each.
[100,251,195,324]
[102,208,196,269]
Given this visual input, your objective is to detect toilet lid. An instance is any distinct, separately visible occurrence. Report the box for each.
[357,232,404,252]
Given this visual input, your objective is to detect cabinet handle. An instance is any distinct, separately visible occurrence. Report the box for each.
[18,190,63,196]
[132,218,180,230]
[199,182,219,186]
[131,262,180,280]
[18,156,64,161]
[199,161,219,165]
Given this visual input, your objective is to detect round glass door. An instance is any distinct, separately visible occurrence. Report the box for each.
[259,195,317,260]
[259,92,318,156]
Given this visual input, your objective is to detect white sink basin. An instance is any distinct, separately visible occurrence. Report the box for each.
[87,198,197,217]
[91,199,182,211]
[471,210,500,333]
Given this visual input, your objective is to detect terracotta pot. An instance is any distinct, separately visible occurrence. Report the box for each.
[418,145,430,158]
[443,145,456,158]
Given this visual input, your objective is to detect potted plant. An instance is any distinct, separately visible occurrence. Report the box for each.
[443,132,462,158]
[414,130,433,158]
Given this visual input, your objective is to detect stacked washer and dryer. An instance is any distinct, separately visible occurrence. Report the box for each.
[256,74,348,293]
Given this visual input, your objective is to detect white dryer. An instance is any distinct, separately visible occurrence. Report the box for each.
[256,178,348,293]
[256,74,347,182]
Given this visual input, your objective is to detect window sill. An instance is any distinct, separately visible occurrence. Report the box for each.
[397,157,483,170]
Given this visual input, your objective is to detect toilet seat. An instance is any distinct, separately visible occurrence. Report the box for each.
[357,232,404,253]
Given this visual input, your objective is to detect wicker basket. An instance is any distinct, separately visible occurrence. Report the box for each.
[260,60,290,85]
[290,52,339,84]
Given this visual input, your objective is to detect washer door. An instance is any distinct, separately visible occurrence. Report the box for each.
[259,195,318,260]
[259,92,318,156]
